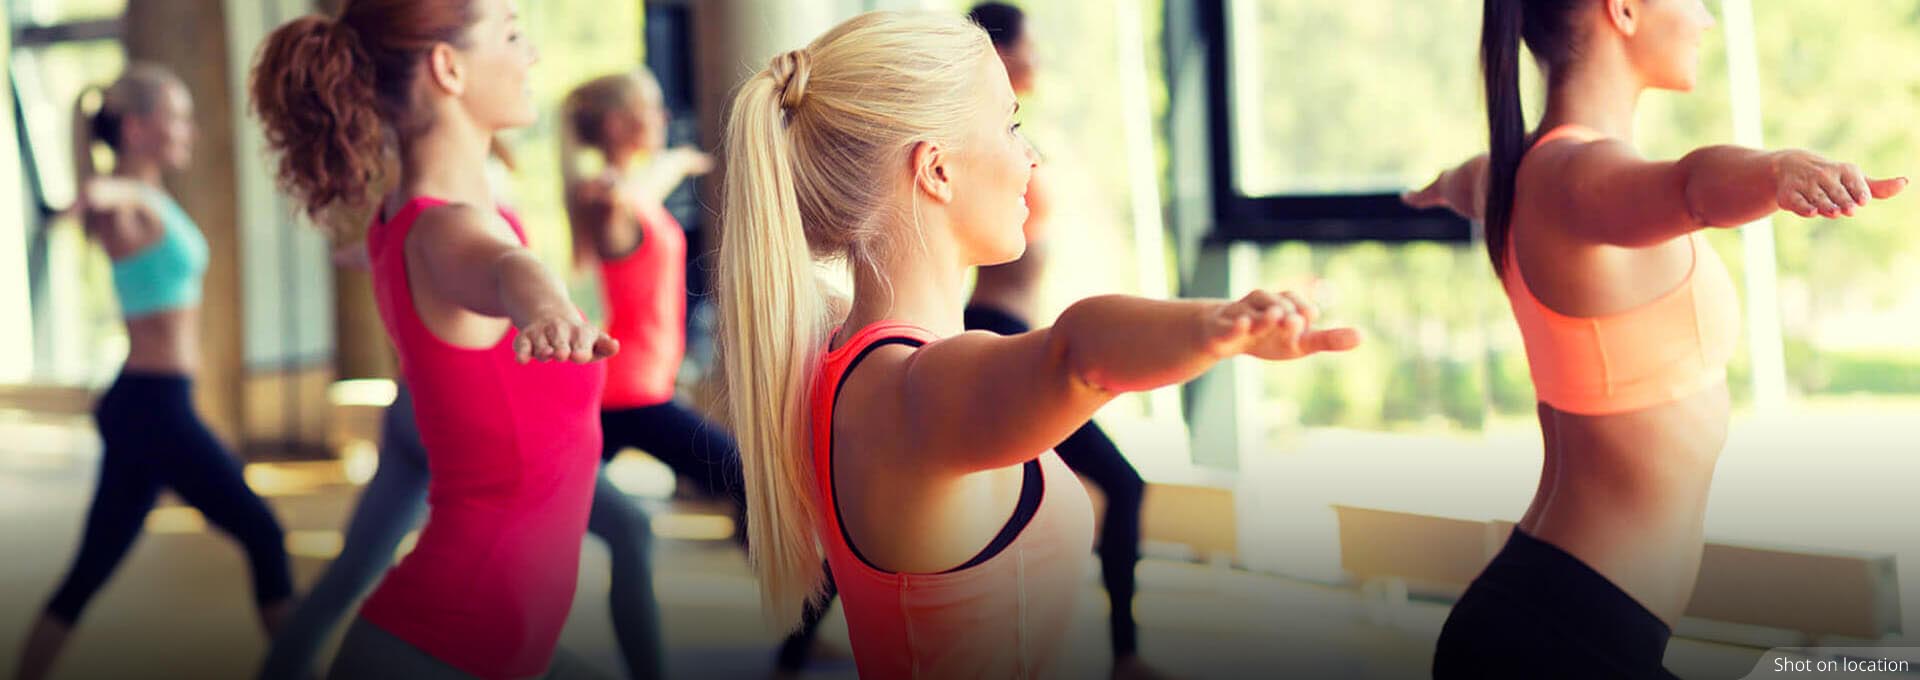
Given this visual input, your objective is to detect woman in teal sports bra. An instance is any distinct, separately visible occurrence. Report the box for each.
[11,64,294,680]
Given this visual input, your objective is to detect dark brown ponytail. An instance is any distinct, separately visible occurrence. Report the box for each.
[1480,0,1579,276]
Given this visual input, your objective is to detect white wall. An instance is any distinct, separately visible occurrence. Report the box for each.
[224,0,335,370]
[0,8,34,382]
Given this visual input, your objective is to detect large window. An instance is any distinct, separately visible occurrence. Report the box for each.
[11,0,123,26]
[0,8,25,383]
[8,1,128,384]
[1744,1,1920,402]
[1219,0,1523,437]
[1228,0,1485,197]
[1203,0,1472,243]
[13,40,123,213]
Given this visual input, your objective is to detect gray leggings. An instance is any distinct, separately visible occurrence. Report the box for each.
[260,387,660,679]
[327,617,611,680]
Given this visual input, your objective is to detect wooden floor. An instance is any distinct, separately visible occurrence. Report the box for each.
[0,410,1779,679]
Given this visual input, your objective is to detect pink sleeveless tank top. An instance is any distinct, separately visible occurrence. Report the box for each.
[358,197,606,679]
[597,202,686,409]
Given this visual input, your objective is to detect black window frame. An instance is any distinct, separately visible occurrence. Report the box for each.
[9,16,124,218]
[1195,0,1472,245]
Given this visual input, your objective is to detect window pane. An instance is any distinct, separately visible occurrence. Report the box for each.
[10,40,127,384]
[11,40,125,212]
[1251,242,1524,437]
[13,0,125,25]
[1228,0,1486,196]
[1747,1,1920,400]
[0,11,25,383]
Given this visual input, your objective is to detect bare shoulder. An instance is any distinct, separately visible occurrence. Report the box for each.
[835,342,917,416]
[1517,134,1647,211]
[1520,133,1634,181]
[831,341,918,466]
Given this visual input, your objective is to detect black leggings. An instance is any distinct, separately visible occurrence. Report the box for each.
[1434,528,1677,679]
[600,401,747,523]
[44,372,293,625]
[601,401,852,674]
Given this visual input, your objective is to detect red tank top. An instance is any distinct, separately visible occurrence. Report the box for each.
[809,321,1094,679]
[358,197,606,679]
[598,202,686,408]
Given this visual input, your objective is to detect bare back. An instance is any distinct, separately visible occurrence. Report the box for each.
[830,340,1031,574]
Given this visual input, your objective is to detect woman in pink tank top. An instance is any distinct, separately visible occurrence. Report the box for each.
[252,1,618,678]
[712,12,1359,679]
[1406,1,1905,677]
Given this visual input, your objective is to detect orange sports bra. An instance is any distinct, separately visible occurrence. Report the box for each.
[1502,124,1742,416]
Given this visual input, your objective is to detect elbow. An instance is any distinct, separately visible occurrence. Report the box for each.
[489,249,527,287]
[1047,299,1121,397]
[1677,176,1715,230]
[1675,147,1740,229]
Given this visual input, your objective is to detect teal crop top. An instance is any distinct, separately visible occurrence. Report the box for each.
[111,188,208,319]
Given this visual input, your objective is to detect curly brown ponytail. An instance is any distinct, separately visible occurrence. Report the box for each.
[248,1,478,225]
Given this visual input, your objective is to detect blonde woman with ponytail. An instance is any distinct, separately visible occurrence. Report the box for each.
[717,12,1358,678]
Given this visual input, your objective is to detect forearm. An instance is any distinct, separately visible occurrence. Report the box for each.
[1677,145,1781,227]
[1446,156,1489,221]
[493,250,577,327]
[634,154,700,203]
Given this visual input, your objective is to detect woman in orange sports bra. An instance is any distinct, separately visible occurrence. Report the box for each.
[1407,0,1905,677]
[713,11,1358,679]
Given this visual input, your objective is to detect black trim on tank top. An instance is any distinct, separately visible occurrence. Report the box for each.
[962,304,1033,336]
[831,335,1045,575]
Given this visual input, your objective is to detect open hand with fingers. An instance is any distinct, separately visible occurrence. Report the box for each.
[1203,289,1362,361]
[1402,178,1454,212]
[1771,150,1906,218]
[1402,155,1490,222]
[668,146,716,177]
[514,312,619,364]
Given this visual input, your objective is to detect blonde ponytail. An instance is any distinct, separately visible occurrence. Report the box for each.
[717,66,833,629]
[714,11,994,629]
